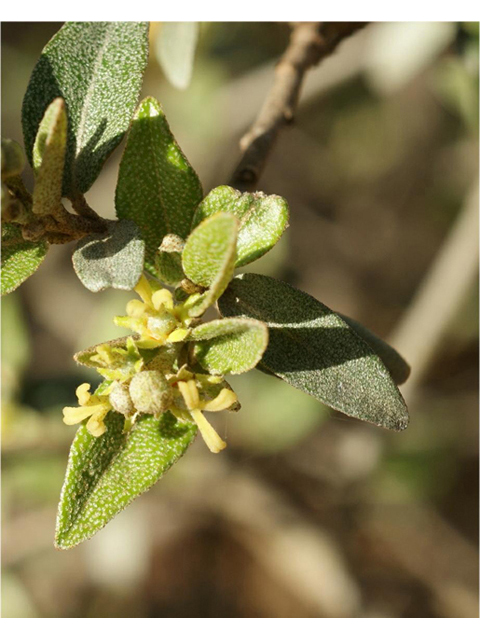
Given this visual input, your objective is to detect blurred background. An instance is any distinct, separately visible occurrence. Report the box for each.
[1,22,478,617]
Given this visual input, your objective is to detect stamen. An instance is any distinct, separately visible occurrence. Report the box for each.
[178,379,200,410]
[76,383,91,405]
[190,409,226,453]
[202,388,237,412]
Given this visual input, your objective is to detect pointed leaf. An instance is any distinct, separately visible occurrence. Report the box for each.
[193,186,289,267]
[219,274,409,431]
[182,211,238,317]
[116,96,203,274]
[22,22,149,196]
[189,317,268,375]
[156,22,199,90]
[1,223,47,295]
[339,314,411,386]
[72,220,145,292]
[32,97,67,216]
[55,411,197,549]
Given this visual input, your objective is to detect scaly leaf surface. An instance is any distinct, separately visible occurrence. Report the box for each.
[190,317,268,374]
[219,273,409,431]
[193,186,289,267]
[22,21,149,196]
[56,411,197,549]
[116,97,203,274]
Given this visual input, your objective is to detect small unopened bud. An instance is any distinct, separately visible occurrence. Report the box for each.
[129,371,173,416]
[147,312,177,340]
[109,381,135,417]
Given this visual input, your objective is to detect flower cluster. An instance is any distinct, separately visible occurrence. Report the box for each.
[63,275,239,453]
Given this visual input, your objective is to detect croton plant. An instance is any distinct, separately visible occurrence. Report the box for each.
[1,22,410,549]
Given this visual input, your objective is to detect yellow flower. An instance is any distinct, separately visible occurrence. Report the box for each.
[114,275,191,348]
[62,383,111,437]
[174,378,237,454]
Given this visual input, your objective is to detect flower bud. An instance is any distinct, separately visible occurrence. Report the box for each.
[129,370,173,416]
[109,381,135,417]
[146,312,177,340]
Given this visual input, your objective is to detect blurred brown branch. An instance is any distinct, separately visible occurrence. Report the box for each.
[230,22,367,191]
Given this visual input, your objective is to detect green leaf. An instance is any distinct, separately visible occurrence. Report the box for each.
[72,220,145,292]
[156,22,199,90]
[192,186,289,267]
[1,223,48,295]
[55,411,197,549]
[189,317,268,375]
[116,97,203,274]
[339,314,411,386]
[32,97,67,216]
[74,336,163,370]
[22,22,149,197]
[155,234,185,285]
[219,274,409,431]
[182,211,238,317]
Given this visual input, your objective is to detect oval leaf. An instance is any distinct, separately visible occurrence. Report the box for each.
[190,317,268,375]
[219,273,409,431]
[192,186,289,267]
[22,22,149,196]
[1,223,47,295]
[72,220,145,292]
[55,411,197,549]
[116,97,203,274]
[182,211,238,317]
[339,314,411,386]
[32,97,67,216]
[156,22,199,90]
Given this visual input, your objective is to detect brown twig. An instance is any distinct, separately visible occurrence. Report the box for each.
[230,22,367,191]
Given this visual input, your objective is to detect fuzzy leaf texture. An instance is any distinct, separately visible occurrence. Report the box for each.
[72,220,145,292]
[339,314,411,386]
[1,223,48,295]
[55,411,197,549]
[219,274,409,431]
[32,97,67,216]
[156,22,199,90]
[190,318,269,375]
[22,22,149,197]
[182,211,238,317]
[193,186,289,267]
[116,97,203,274]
